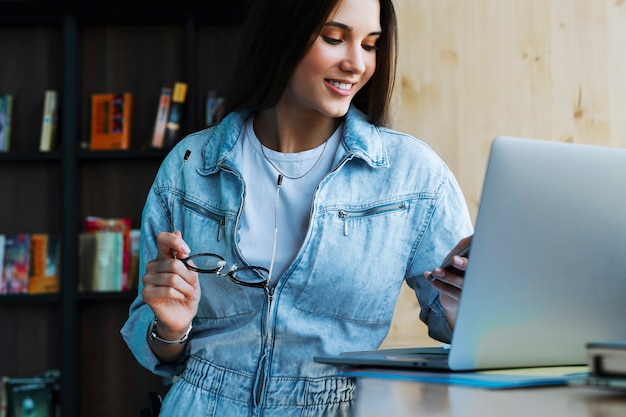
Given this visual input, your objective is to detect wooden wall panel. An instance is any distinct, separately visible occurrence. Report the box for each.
[382,0,626,348]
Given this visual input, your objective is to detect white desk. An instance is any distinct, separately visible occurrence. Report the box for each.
[352,376,626,417]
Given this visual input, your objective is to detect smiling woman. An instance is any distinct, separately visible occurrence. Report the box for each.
[120,0,474,415]
[276,0,381,122]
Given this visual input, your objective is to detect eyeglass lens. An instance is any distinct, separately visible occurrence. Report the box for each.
[181,253,269,288]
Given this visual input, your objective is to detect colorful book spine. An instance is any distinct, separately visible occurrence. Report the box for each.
[85,216,131,291]
[78,230,124,292]
[91,231,123,292]
[39,90,59,152]
[150,87,172,149]
[0,94,14,152]
[5,376,54,416]
[2,233,31,294]
[163,82,188,149]
[90,92,132,150]
[28,233,61,294]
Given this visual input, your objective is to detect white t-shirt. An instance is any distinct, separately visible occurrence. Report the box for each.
[237,117,342,283]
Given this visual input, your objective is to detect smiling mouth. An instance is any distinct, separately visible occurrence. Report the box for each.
[328,80,354,91]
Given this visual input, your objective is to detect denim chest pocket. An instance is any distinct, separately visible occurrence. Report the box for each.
[180,199,226,242]
[180,199,257,323]
[296,200,422,325]
[195,274,258,324]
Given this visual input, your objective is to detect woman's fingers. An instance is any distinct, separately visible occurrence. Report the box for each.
[156,231,191,260]
[143,257,198,301]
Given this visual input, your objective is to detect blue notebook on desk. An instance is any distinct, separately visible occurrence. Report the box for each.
[340,367,587,389]
[315,137,626,372]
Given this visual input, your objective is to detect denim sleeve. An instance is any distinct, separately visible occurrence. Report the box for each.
[406,167,474,343]
[119,147,191,377]
[120,299,188,377]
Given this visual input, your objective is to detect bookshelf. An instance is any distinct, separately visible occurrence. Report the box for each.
[0,2,249,416]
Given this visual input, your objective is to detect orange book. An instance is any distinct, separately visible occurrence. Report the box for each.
[90,92,132,150]
[28,233,61,294]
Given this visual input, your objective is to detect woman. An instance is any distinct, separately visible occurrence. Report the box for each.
[121,0,473,415]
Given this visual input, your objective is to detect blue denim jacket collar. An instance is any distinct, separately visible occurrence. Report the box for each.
[199,105,388,176]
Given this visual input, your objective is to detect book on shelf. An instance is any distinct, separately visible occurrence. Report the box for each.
[83,216,132,291]
[78,231,124,292]
[150,87,172,149]
[0,94,13,152]
[90,92,133,150]
[28,233,61,294]
[39,90,59,152]
[163,82,188,149]
[92,231,124,292]
[5,376,55,417]
[1,233,31,294]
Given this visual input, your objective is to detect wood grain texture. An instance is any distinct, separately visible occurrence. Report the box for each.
[383,0,626,348]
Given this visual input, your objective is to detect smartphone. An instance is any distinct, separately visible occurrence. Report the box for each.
[439,245,471,275]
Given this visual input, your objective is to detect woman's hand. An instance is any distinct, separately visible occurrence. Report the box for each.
[142,231,200,343]
[424,235,473,330]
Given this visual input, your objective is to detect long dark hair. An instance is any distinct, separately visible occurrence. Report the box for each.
[223,0,398,127]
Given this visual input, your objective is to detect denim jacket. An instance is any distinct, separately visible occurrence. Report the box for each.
[121,106,473,416]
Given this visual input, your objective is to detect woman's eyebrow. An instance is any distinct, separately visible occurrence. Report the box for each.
[323,21,382,36]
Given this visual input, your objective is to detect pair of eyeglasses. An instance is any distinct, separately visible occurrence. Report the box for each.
[179,252,270,289]
[170,151,272,290]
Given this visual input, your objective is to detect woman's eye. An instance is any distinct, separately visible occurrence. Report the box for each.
[362,44,379,52]
[322,36,342,45]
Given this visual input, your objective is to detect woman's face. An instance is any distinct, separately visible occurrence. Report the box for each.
[281,0,381,118]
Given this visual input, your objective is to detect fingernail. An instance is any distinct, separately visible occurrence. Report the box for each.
[181,243,191,254]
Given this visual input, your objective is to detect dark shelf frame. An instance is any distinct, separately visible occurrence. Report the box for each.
[0,2,250,415]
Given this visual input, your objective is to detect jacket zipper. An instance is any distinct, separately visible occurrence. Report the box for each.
[181,199,226,241]
[254,285,275,406]
[338,202,407,236]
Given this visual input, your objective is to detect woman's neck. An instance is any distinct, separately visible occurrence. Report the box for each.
[254,107,342,153]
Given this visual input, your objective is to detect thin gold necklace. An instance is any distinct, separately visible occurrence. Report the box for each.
[259,139,329,180]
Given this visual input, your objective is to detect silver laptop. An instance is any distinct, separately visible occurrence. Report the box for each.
[315,136,626,371]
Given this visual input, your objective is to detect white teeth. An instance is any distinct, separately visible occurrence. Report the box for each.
[330,81,352,90]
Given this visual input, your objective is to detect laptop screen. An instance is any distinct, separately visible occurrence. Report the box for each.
[449,136,626,370]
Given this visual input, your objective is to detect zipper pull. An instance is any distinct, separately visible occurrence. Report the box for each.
[339,210,348,236]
